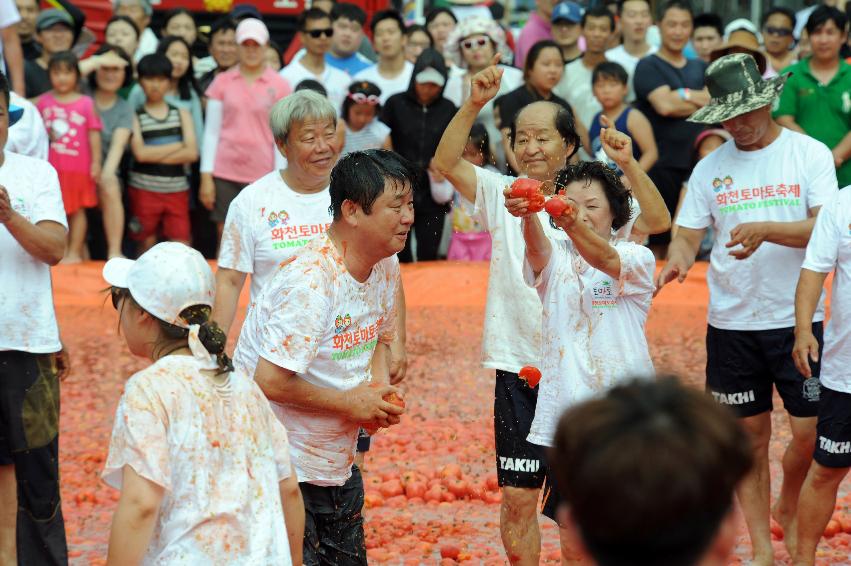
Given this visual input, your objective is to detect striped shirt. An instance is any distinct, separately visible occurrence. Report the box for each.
[342,119,390,156]
[129,104,189,193]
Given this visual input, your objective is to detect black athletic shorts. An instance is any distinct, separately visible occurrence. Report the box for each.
[646,166,689,247]
[705,323,823,418]
[301,464,367,566]
[814,385,851,468]
[494,370,546,489]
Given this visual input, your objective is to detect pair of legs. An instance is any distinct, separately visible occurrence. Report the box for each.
[793,385,851,565]
[0,351,68,565]
[494,370,546,565]
[64,209,88,263]
[706,324,823,565]
[211,177,249,249]
[98,176,125,258]
[646,165,689,258]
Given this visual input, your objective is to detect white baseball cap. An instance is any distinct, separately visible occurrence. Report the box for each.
[235,17,270,45]
[103,242,215,329]
[415,67,445,87]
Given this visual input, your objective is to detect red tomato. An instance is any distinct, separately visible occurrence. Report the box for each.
[440,545,462,560]
[825,519,841,537]
[384,392,406,409]
[544,197,571,218]
[378,479,404,498]
[439,463,463,479]
[405,481,427,499]
[447,478,469,498]
[509,178,541,198]
[518,366,542,388]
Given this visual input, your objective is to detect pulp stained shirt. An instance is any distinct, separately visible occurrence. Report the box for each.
[233,235,399,486]
[676,129,837,330]
[472,166,639,374]
[525,238,656,447]
[802,188,851,393]
[218,171,332,301]
[102,356,294,565]
[0,152,66,353]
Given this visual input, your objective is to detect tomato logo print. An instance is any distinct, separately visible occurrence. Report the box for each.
[712,178,723,192]
[723,175,733,188]
[268,211,279,227]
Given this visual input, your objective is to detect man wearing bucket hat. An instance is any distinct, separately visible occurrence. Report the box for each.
[0,70,69,565]
[656,53,839,565]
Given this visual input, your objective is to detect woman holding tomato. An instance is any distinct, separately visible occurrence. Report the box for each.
[504,160,656,560]
[433,55,670,565]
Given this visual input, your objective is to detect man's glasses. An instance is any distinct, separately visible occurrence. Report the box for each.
[307,28,334,39]
[764,26,793,37]
[461,37,489,50]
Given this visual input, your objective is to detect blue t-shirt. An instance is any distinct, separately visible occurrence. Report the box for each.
[589,108,641,175]
[326,52,373,76]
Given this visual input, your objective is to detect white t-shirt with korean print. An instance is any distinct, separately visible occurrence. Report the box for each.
[524,239,656,447]
[218,171,332,301]
[102,356,294,565]
[802,188,851,393]
[676,129,837,331]
[233,235,400,486]
[472,165,640,374]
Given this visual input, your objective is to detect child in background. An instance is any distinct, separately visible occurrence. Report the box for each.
[37,50,102,263]
[128,54,197,253]
[340,81,391,155]
[445,123,494,261]
[589,62,657,177]
[102,242,304,565]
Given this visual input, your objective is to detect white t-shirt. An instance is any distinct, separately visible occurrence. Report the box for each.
[801,188,851,393]
[102,356,294,565]
[676,129,837,331]
[233,235,399,486]
[524,238,656,446]
[0,152,66,353]
[605,44,658,103]
[553,57,601,130]
[342,119,390,155]
[0,0,20,75]
[8,92,49,160]
[472,166,639,373]
[279,58,351,114]
[218,171,332,301]
[352,61,414,104]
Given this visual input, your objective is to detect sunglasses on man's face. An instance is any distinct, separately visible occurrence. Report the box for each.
[764,26,793,37]
[461,37,489,50]
[307,28,334,39]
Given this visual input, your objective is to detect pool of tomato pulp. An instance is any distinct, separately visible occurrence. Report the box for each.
[54,261,849,564]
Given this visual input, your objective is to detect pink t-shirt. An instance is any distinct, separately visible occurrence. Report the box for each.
[206,67,292,184]
[36,92,102,175]
[514,12,553,69]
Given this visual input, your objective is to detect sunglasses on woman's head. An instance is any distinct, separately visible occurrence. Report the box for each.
[461,37,489,50]
[307,28,333,39]
[764,26,793,37]
[348,92,380,105]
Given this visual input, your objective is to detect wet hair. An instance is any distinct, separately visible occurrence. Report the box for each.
[370,9,405,35]
[295,79,327,96]
[47,50,80,78]
[209,15,237,38]
[693,12,723,36]
[425,7,457,26]
[553,161,631,230]
[137,53,173,79]
[341,80,382,122]
[88,43,133,91]
[658,0,693,22]
[761,6,796,30]
[805,5,848,36]
[329,149,418,220]
[592,61,628,85]
[405,23,434,46]
[112,287,234,374]
[582,5,616,31]
[551,378,752,566]
[509,102,581,162]
[298,7,331,31]
[162,8,196,33]
[0,71,9,108]
[468,122,495,167]
[331,2,366,26]
[156,36,201,100]
[106,15,140,39]
[523,39,564,81]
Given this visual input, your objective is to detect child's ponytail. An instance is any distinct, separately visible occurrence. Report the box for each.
[181,305,234,374]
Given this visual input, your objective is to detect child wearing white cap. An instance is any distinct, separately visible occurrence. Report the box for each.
[101,242,304,565]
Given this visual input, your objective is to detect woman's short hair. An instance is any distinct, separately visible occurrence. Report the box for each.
[554,161,631,230]
[269,89,337,144]
[106,15,140,39]
[523,39,564,81]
